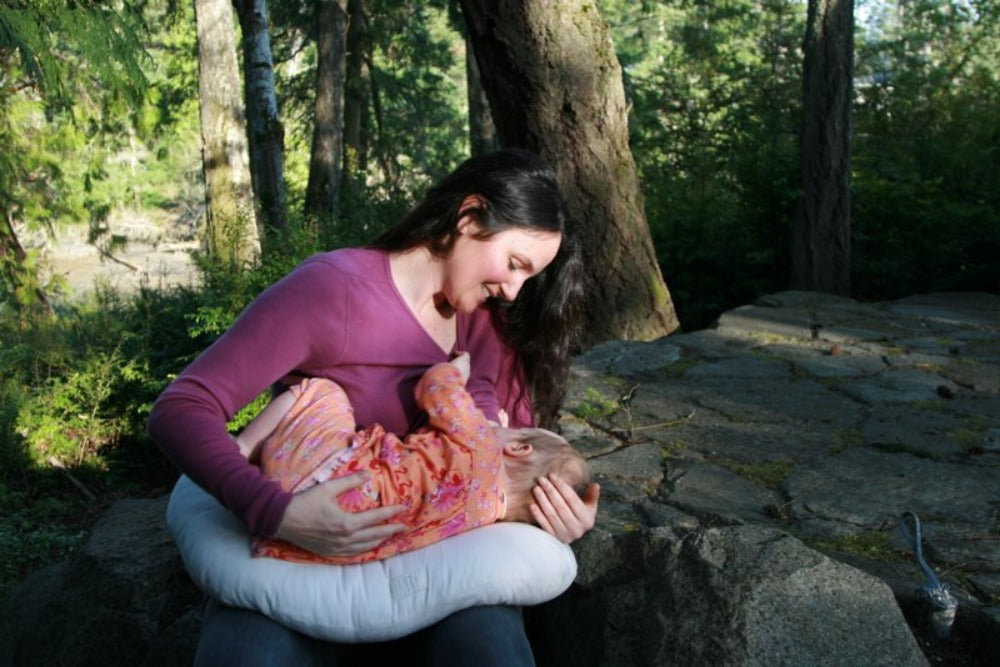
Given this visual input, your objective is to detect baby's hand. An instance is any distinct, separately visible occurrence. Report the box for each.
[450,351,471,382]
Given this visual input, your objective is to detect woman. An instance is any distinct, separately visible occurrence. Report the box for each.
[148,149,600,665]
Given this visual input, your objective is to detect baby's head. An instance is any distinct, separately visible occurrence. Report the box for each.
[497,427,591,524]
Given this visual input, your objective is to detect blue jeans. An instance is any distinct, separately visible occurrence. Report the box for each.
[194,599,536,666]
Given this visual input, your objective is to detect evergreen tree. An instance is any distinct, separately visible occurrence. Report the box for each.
[304,0,349,234]
[792,0,854,295]
[0,1,148,311]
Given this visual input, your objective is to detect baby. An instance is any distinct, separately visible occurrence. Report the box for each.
[236,352,590,564]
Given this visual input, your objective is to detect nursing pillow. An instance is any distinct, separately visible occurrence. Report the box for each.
[166,475,577,642]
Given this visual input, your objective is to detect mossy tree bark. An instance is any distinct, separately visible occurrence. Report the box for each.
[194,0,260,266]
[460,0,678,345]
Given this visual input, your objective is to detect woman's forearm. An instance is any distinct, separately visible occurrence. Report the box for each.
[148,258,347,536]
[148,389,293,536]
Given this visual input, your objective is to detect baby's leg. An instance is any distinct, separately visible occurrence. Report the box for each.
[260,379,358,493]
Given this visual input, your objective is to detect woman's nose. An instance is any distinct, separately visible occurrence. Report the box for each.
[502,275,526,301]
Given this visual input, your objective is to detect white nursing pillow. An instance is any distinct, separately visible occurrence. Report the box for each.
[166,475,577,642]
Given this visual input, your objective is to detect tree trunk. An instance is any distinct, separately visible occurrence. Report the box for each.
[465,38,498,156]
[449,0,497,156]
[460,0,678,345]
[792,0,853,295]
[304,0,349,232]
[343,0,370,178]
[235,0,287,238]
[194,0,260,266]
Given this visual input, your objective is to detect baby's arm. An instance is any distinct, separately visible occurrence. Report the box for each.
[234,390,297,460]
[414,353,491,448]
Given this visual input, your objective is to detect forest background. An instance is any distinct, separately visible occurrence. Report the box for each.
[0,0,997,596]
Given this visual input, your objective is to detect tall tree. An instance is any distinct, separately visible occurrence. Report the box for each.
[792,0,853,295]
[343,0,370,178]
[194,0,260,265]
[234,0,287,236]
[464,32,498,156]
[304,0,350,231]
[460,0,678,344]
[448,0,497,156]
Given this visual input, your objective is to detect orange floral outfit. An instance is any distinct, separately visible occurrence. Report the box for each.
[252,363,506,564]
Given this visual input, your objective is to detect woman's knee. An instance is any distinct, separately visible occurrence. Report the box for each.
[418,605,535,667]
[194,600,323,667]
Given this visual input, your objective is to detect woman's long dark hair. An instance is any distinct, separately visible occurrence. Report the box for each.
[370,149,583,426]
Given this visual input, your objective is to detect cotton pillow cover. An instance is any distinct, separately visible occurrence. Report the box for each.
[166,475,577,642]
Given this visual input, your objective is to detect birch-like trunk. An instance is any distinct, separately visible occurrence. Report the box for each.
[235,0,287,237]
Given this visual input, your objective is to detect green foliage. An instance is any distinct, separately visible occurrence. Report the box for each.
[0,2,149,110]
[852,0,1000,299]
[604,0,804,329]
[270,0,467,222]
[367,1,467,186]
[604,0,1000,328]
[0,1,162,312]
[14,348,139,466]
[0,288,190,475]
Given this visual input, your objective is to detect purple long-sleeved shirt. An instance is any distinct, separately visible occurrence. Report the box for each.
[147,248,531,537]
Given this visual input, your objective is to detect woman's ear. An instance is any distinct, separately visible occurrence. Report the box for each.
[457,194,487,234]
[502,440,533,457]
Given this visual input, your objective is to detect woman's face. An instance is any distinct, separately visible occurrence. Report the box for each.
[442,218,562,314]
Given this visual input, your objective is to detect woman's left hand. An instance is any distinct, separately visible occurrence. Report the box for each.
[529,474,600,543]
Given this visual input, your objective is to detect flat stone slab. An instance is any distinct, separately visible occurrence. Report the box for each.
[839,368,959,404]
[859,403,990,461]
[573,338,682,377]
[661,461,781,525]
[785,446,998,535]
[563,290,1000,663]
[887,293,1000,328]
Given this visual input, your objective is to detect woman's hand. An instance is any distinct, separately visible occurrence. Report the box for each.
[529,474,600,543]
[275,472,407,557]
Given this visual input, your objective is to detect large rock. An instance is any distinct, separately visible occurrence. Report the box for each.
[0,497,201,667]
[531,525,927,666]
[1,494,927,666]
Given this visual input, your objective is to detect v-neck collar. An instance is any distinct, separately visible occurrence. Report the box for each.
[382,250,464,357]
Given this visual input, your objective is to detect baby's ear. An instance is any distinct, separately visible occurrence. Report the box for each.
[502,440,533,457]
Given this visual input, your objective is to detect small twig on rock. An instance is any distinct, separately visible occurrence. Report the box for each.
[582,409,697,459]
[628,408,696,432]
